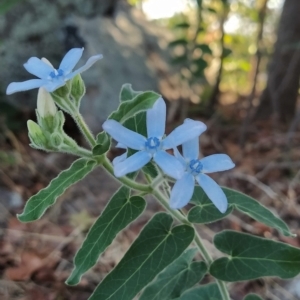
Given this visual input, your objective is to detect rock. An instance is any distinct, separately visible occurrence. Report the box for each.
[0,0,173,131]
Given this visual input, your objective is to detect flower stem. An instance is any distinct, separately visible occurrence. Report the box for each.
[60,145,93,159]
[73,112,97,148]
[102,157,152,193]
[152,186,231,300]
[152,188,188,224]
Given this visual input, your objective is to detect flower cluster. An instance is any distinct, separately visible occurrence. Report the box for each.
[6,48,102,95]
[103,98,235,213]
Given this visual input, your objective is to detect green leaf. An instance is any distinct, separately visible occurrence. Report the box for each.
[210,230,300,281]
[223,47,232,58]
[172,54,188,65]
[66,187,146,285]
[93,132,111,156]
[188,187,294,237]
[140,248,207,300]
[169,39,189,47]
[119,83,143,102]
[244,294,264,300]
[174,22,190,29]
[177,283,221,300]
[18,158,96,222]
[195,44,212,55]
[206,7,217,13]
[193,58,208,71]
[109,91,161,124]
[89,213,194,300]
[0,0,24,15]
[143,161,159,178]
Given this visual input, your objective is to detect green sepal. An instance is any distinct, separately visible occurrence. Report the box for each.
[36,109,56,133]
[210,230,300,281]
[188,187,294,237]
[89,213,195,300]
[53,110,65,131]
[66,187,146,285]
[51,92,73,114]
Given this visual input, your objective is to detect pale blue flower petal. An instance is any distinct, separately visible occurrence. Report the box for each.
[163,119,207,149]
[182,137,199,161]
[173,147,186,167]
[23,57,54,79]
[65,54,103,80]
[103,120,146,150]
[170,173,195,209]
[113,152,127,166]
[6,79,46,95]
[59,48,84,74]
[43,78,66,92]
[153,150,185,179]
[114,151,151,177]
[116,143,127,149]
[146,97,166,139]
[196,173,228,213]
[113,143,128,165]
[200,154,235,173]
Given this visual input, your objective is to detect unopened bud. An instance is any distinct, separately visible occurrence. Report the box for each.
[50,132,63,148]
[53,110,65,130]
[71,74,86,107]
[27,120,47,148]
[37,87,57,118]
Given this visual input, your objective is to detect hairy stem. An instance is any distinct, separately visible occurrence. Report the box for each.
[102,157,152,193]
[73,112,97,148]
[60,145,93,159]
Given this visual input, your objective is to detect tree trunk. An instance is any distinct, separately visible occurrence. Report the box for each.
[255,0,300,122]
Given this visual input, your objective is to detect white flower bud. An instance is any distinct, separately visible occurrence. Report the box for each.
[37,87,57,118]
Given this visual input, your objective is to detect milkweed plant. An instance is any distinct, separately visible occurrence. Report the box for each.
[6,48,300,300]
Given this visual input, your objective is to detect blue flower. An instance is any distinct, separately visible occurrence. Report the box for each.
[112,143,128,166]
[6,48,103,95]
[103,97,207,178]
[170,131,235,213]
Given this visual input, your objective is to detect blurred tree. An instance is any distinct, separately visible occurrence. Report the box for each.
[256,0,300,122]
[207,0,230,111]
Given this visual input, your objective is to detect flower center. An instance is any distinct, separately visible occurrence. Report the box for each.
[188,159,203,175]
[49,68,64,79]
[145,137,160,154]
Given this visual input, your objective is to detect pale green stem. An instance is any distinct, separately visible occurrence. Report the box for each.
[152,188,188,224]
[73,112,97,148]
[102,157,152,193]
[60,145,93,159]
